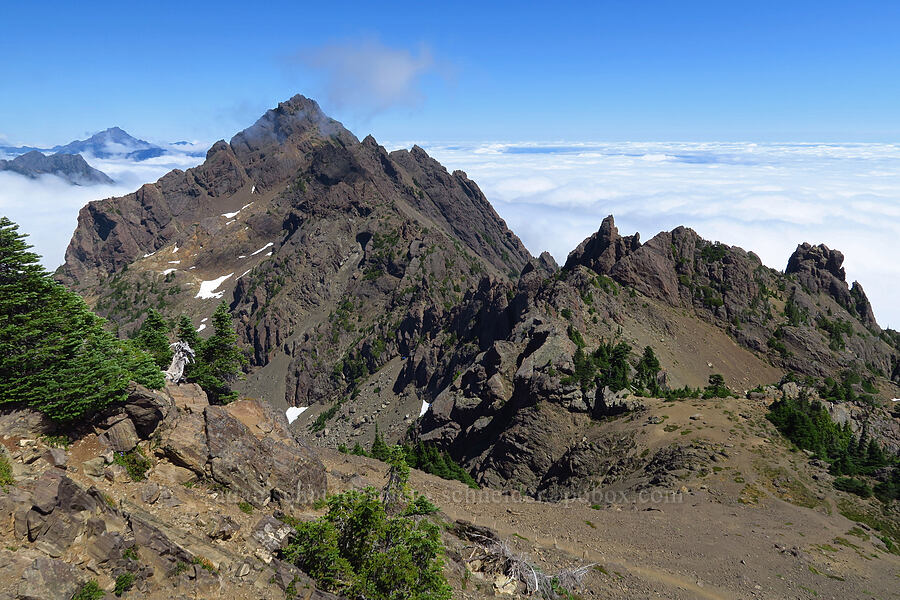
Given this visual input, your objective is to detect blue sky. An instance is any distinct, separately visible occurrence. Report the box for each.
[3,1,900,145]
[1,1,899,326]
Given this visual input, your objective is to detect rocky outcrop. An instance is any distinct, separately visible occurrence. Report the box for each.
[565,215,640,274]
[0,150,113,185]
[786,242,879,329]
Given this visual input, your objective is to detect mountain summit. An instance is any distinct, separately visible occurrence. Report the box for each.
[58,94,532,408]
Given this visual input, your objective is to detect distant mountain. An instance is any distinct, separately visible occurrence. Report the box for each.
[0,127,205,162]
[50,126,165,160]
[0,150,113,185]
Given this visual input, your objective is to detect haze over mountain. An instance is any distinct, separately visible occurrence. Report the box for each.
[0,150,113,185]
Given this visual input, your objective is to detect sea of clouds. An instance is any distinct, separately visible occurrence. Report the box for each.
[0,146,203,274]
[399,141,899,328]
[2,139,897,328]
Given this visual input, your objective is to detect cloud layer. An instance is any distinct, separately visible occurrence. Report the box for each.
[0,150,202,272]
[294,39,436,117]
[406,141,900,328]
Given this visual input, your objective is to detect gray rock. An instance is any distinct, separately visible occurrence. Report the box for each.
[43,448,67,469]
[17,556,81,600]
[82,457,106,478]
[98,417,140,453]
[140,482,161,505]
[208,515,240,540]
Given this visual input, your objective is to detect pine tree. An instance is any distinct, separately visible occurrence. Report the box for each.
[188,301,245,403]
[176,315,202,352]
[134,309,172,369]
[0,217,162,421]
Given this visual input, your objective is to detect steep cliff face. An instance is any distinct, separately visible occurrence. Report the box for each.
[56,95,531,407]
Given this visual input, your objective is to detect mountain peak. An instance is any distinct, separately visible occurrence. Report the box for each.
[229,95,356,156]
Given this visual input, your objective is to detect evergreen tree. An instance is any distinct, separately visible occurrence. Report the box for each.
[0,217,162,421]
[188,301,245,403]
[634,345,661,395]
[134,309,172,369]
[176,315,202,352]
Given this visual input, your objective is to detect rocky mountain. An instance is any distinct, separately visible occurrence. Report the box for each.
[0,150,113,185]
[1,127,171,162]
[56,95,899,498]
[57,95,531,410]
[51,127,167,161]
[412,215,900,495]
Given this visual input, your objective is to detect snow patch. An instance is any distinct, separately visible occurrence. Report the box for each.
[286,406,308,424]
[168,260,180,264]
[200,318,208,323]
[238,255,247,259]
[172,245,179,254]
[250,242,273,256]
[419,400,430,417]
[240,269,252,278]
[161,268,176,275]
[221,210,240,219]
[264,251,272,257]
[142,251,156,258]
[251,186,256,194]
[225,220,235,225]
[195,273,234,299]
[196,324,206,332]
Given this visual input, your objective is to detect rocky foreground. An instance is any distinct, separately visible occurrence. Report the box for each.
[1,379,898,599]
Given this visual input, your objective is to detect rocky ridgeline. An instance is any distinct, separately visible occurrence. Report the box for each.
[0,384,335,600]
[50,95,898,501]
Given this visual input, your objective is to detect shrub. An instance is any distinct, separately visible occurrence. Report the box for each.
[113,572,135,596]
[833,477,873,498]
[71,580,105,600]
[0,454,13,490]
[238,501,254,515]
[281,446,451,600]
[113,448,151,481]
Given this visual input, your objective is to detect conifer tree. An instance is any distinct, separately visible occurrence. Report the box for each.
[188,301,245,403]
[0,217,162,421]
[134,309,172,369]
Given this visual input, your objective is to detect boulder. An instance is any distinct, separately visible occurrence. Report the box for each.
[82,457,106,478]
[123,382,173,437]
[98,417,140,453]
[205,406,326,508]
[0,407,55,438]
[17,556,81,600]
[167,382,209,414]
[158,411,209,475]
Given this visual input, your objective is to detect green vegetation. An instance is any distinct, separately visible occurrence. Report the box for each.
[238,501,254,515]
[133,309,172,369]
[816,315,853,351]
[281,446,451,600]
[702,374,732,398]
[767,392,898,502]
[0,217,163,422]
[0,454,13,491]
[833,477,872,498]
[784,296,808,326]
[819,370,876,405]
[700,242,727,263]
[71,580,105,600]
[402,441,479,489]
[561,335,631,393]
[113,572,135,596]
[113,447,152,481]
[633,346,661,396]
[352,432,479,489]
[178,302,247,403]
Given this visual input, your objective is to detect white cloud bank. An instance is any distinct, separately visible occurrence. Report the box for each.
[404,141,900,329]
[0,151,203,272]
